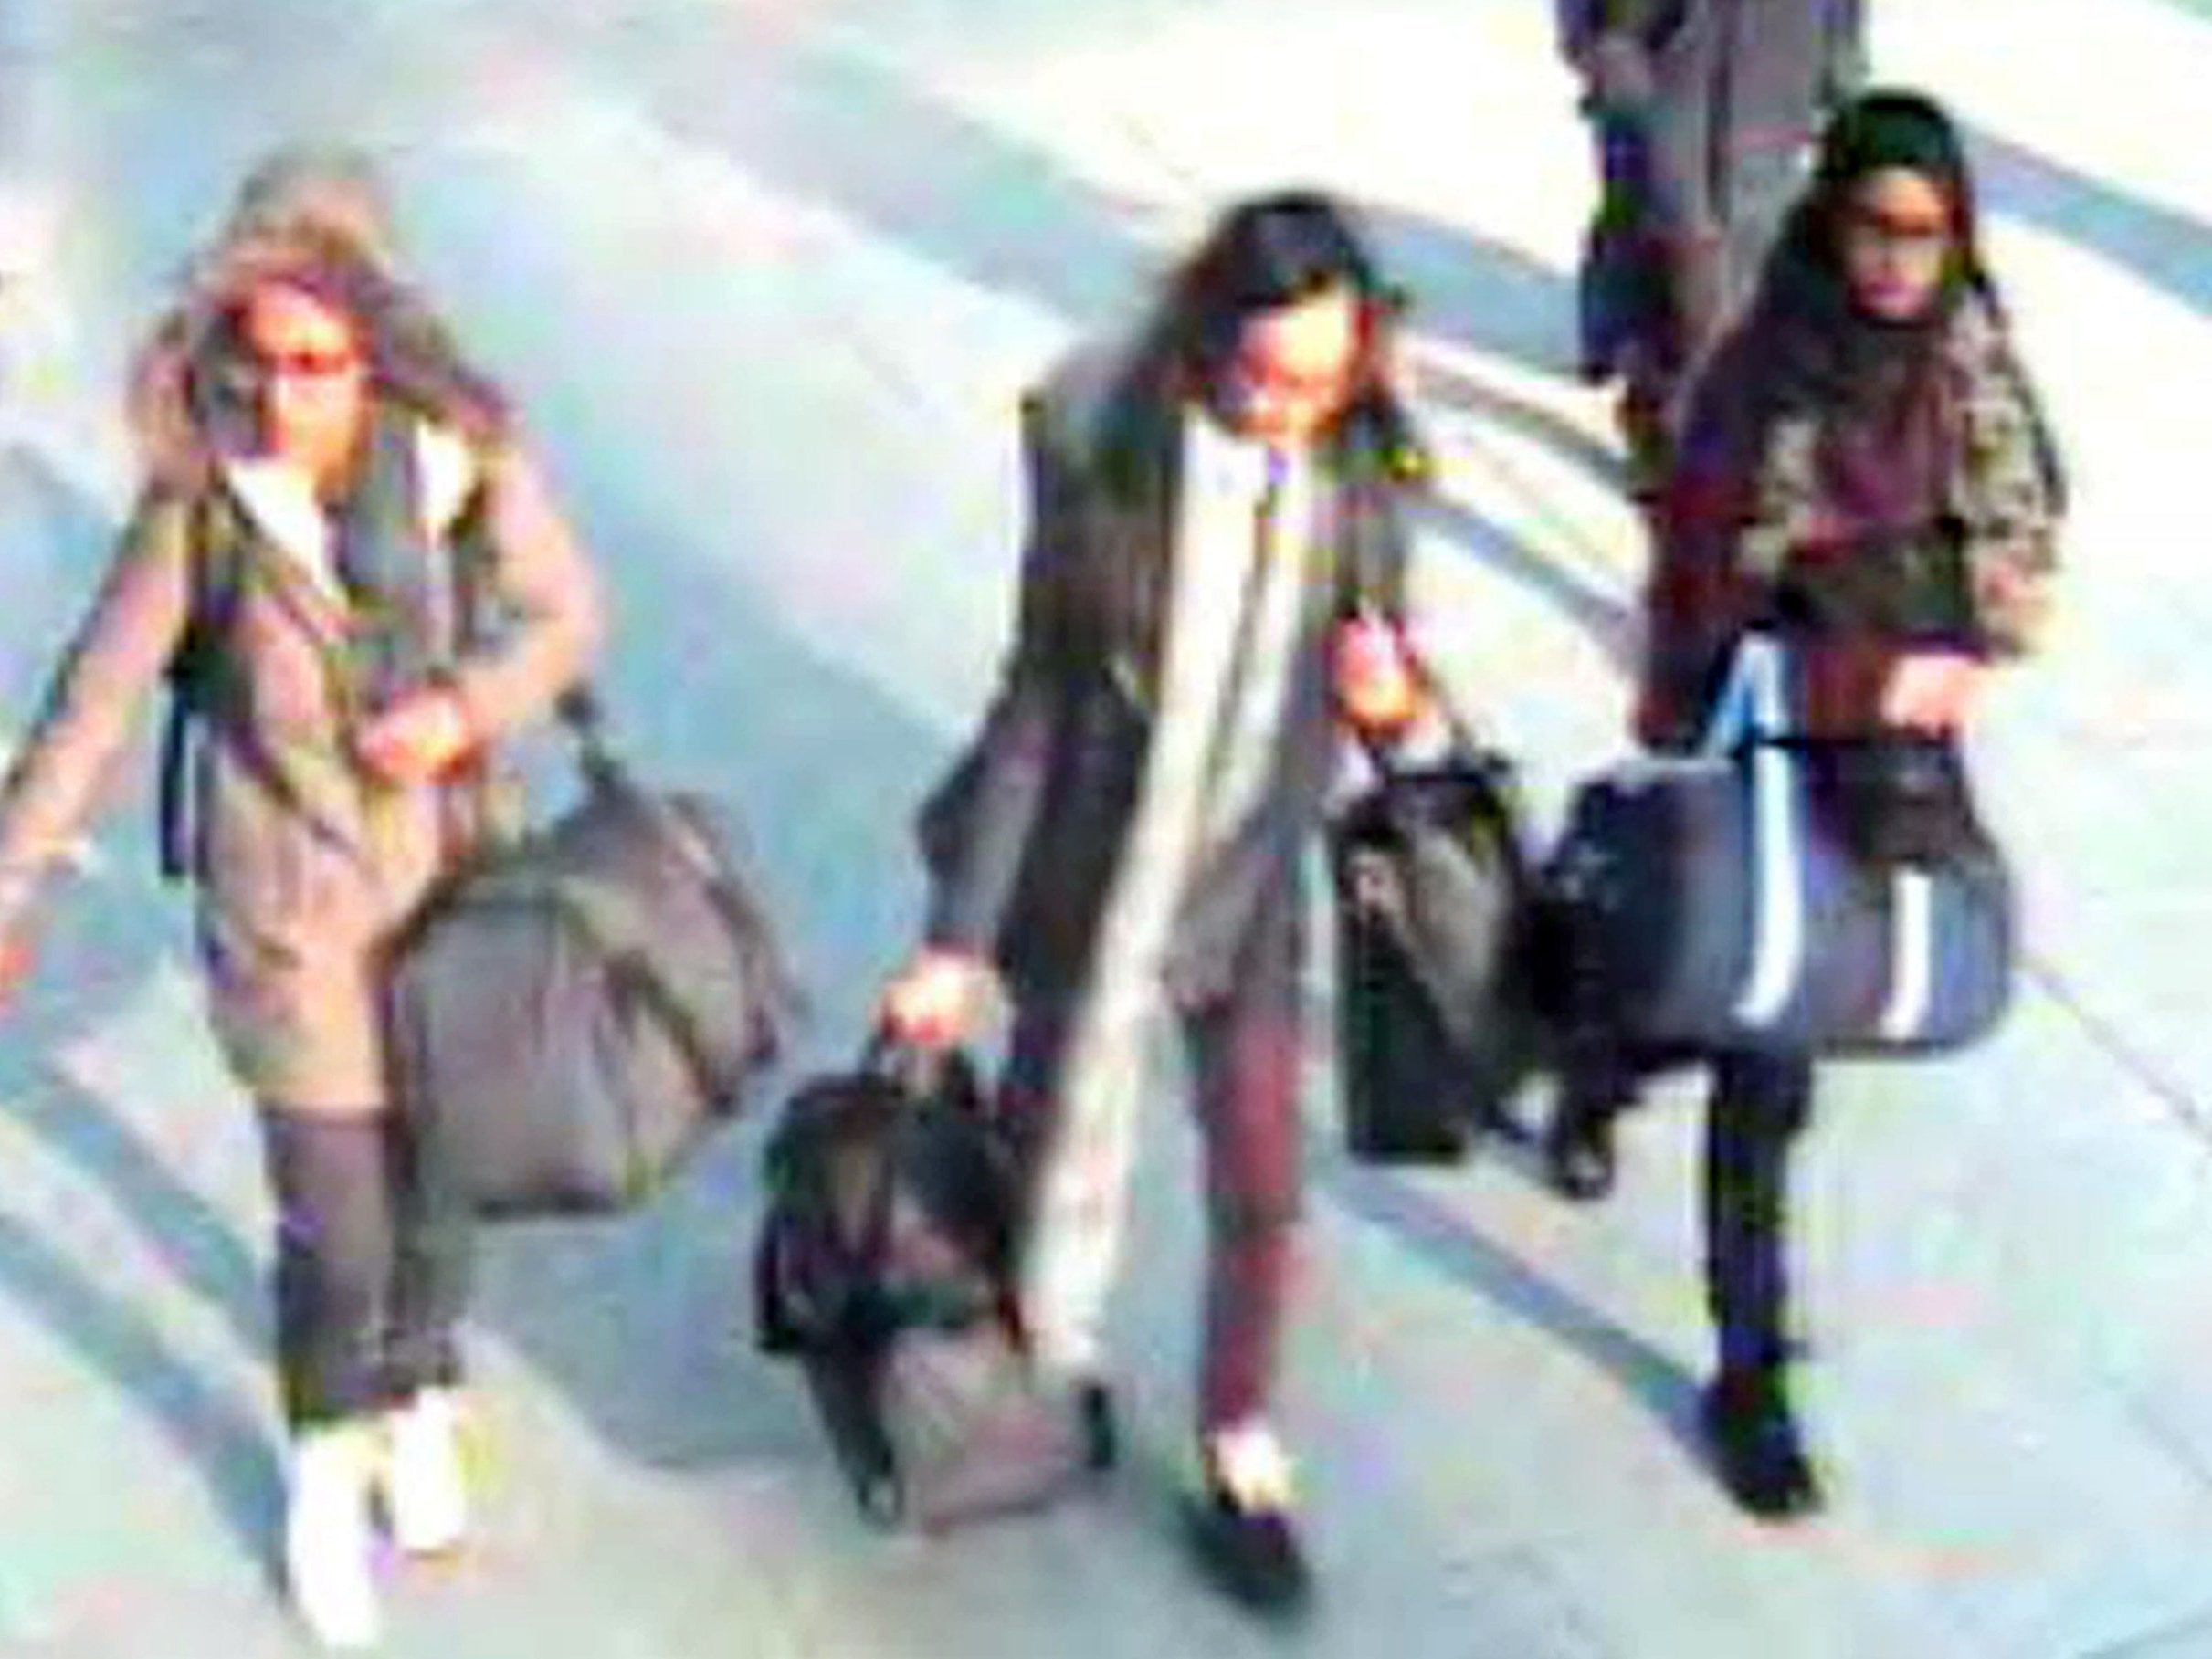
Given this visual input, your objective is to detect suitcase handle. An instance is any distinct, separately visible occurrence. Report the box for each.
[554,684,629,796]
[859,1026,947,1100]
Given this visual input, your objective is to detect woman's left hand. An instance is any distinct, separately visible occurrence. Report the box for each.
[356,687,476,784]
[0,930,33,1011]
[1880,650,1983,733]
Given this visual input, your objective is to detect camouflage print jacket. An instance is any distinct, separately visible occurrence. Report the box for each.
[1638,287,2063,747]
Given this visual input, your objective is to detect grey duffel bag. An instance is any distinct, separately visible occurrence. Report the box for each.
[386,692,801,1218]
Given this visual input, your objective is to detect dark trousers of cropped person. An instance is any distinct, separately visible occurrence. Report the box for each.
[1705,1051,1815,1377]
[1554,1038,1815,1373]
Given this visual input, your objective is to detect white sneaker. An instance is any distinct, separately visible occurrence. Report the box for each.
[382,1387,469,1558]
[1204,1418,1299,1513]
[284,1422,381,1651]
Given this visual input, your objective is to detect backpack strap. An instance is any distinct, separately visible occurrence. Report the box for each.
[156,424,498,884]
[156,490,239,883]
[154,681,194,881]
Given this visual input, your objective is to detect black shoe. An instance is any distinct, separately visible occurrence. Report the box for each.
[1701,1366,1823,1521]
[1544,1100,1617,1202]
[1185,1481,1313,1619]
[1077,1380,1118,1474]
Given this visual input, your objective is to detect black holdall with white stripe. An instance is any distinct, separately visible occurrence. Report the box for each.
[1545,634,2015,1056]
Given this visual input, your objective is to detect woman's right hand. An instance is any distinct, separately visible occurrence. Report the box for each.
[356,686,476,785]
[880,947,996,1050]
[1881,650,1983,734]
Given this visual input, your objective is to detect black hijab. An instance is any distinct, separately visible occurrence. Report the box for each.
[1748,90,1987,426]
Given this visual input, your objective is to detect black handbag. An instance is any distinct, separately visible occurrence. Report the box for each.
[1329,739,1539,1161]
[754,1040,1089,1531]
[384,692,800,1218]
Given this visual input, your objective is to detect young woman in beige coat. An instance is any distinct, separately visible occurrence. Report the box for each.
[0,151,600,1648]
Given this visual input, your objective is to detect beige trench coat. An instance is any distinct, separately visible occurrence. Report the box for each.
[0,417,601,1116]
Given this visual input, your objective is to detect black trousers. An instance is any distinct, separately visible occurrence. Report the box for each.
[1703,1051,1814,1373]
[1561,1039,1814,1373]
[258,1105,472,1426]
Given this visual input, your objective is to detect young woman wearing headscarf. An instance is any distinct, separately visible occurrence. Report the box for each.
[1547,91,2062,1519]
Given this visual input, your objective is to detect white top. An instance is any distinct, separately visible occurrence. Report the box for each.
[216,421,479,608]
[1183,409,1316,856]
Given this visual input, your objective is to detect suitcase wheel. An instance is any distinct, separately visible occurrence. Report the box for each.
[851,1463,906,1530]
[804,1353,908,1529]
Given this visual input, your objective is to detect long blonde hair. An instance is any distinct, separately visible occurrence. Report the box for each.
[127,146,507,491]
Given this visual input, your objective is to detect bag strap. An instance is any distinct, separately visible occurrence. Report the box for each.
[552,684,627,795]
[154,687,196,883]
[554,686,803,1040]
[1699,631,1789,756]
[1875,866,1937,1041]
[1705,634,1807,1029]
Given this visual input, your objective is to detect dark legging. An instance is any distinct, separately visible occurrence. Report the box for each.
[1704,1051,1815,1373]
[1558,1039,1815,1373]
[258,1105,472,1426]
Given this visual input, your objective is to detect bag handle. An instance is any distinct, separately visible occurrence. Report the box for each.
[554,684,627,794]
[1699,631,1790,756]
[858,1026,954,1102]
[1705,633,1806,1029]
[1333,604,1511,797]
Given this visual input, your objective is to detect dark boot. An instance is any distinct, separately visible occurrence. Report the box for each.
[1702,1053,1820,1518]
[1186,1482,1312,1618]
[1545,1095,1617,1201]
[1701,1360,1822,1520]
[1077,1379,1119,1474]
